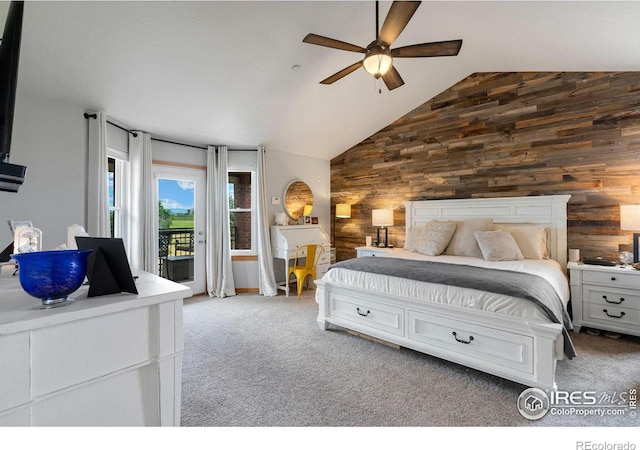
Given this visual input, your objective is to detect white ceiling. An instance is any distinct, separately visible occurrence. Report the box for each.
[9,1,640,160]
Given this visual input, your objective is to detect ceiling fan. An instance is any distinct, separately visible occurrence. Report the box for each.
[302,1,462,91]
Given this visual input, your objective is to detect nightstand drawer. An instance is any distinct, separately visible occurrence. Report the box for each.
[356,247,394,258]
[583,286,640,310]
[358,250,384,257]
[583,303,640,328]
[582,270,640,289]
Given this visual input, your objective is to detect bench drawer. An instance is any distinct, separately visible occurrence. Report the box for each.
[329,294,404,336]
[408,310,534,373]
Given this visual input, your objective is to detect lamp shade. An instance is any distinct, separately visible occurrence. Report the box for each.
[620,205,640,230]
[336,203,351,218]
[372,209,394,227]
[303,204,313,216]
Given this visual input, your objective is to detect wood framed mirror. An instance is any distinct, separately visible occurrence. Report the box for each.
[284,179,314,221]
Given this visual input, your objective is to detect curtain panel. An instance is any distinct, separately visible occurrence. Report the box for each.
[206,146,236,297]
[256,147,277,296]
[86,111,110,237]
[129,132,156,273]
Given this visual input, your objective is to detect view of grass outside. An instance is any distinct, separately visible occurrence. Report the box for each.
[158,179,195,264]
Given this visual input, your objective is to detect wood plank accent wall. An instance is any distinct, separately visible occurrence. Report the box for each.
[331,72,640,262]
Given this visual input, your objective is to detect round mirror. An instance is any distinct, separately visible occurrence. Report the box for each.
[284,180,314,221]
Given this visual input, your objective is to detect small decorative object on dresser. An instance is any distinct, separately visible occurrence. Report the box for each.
[568,261,640,337]
[275,211,288,226]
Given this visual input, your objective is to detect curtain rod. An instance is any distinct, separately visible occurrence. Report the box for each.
[84,113,139,137]
[84,113,258,152]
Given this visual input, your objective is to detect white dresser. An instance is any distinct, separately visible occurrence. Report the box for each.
[0,267,192,426]
[270,225,330,296]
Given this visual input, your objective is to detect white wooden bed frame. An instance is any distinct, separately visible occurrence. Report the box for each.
[316,195,572,389]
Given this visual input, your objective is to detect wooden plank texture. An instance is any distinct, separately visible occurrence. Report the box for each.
[331,72,640,261]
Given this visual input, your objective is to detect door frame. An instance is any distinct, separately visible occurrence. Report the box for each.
[152,164,206,295]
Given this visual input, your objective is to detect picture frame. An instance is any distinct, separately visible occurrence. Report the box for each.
[311,217,318,224]
[304,216,311,224]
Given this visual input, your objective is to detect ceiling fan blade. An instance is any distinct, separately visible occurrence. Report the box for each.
[382,66,404,91]
[303,33,366,53]
[319,61,363,85]
[391,39,463,58]
[379,1,421,46]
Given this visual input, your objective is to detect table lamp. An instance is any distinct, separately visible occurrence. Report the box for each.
[372,209,394,248]
[336,203,351,219]
[620,204,640,262]
[333,203,351,248]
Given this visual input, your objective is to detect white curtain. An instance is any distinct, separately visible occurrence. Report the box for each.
[86,111,110,237]
[206,145,236,297]
[129,132,156,273]
[256,147,277,296]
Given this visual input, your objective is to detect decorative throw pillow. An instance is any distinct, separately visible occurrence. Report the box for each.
[444,218,494,258]
[494,224,548,259]
[414,220,457,256]
[474,230,525,261]
[404,226,422,251]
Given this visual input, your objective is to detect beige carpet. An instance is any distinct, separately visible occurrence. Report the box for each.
[180,290,640,427]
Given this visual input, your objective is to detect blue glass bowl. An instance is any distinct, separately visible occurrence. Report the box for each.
[11,249,93,305]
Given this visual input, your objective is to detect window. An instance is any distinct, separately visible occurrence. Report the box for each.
[228,171,256,252]
[107,149,129,240]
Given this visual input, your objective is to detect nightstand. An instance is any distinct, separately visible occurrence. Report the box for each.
[355,246,396,258]
[567,261,640,337]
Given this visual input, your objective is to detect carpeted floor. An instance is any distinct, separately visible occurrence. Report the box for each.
[180,290,640,427]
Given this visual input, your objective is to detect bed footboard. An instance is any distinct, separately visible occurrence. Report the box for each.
[315,280,563,390]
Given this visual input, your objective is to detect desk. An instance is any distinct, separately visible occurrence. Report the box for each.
[0,267,192,426]
[270,225,330,296]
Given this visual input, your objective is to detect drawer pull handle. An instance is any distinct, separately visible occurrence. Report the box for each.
[452,331,474,344]
[603,309,625,319]
[611,277,616,281]
[602,295,625,305]
[356,307,370,317]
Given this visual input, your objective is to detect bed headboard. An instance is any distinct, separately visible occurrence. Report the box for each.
[404,195,571,268]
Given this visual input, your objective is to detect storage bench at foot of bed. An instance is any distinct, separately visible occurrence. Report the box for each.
[316,281,564,390]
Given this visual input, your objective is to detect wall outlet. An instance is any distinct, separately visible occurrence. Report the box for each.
[271,196,280,205]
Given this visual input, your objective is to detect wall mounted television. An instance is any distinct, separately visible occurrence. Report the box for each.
[0,1,26,193]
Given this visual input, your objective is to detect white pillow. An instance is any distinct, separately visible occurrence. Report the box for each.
[474,230,524,261]
[404,226,422,251]
[493,224,548,259]
[445,218,494,258]
[414,221,457,256]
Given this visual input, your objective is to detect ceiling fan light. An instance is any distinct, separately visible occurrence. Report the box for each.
[363,51,393,78]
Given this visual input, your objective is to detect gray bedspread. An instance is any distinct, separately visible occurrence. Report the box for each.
[329,257,576,358]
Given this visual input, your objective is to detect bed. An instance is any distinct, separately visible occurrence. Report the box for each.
[315,195,573,389]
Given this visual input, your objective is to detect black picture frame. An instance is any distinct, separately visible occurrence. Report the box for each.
[75,237,138,297]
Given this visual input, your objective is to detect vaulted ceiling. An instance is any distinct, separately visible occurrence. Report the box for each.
[9,1,640,160]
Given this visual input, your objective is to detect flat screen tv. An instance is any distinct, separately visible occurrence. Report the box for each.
[0,1,26,193]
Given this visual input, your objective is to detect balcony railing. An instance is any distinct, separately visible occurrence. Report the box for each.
[158,228,194,279]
